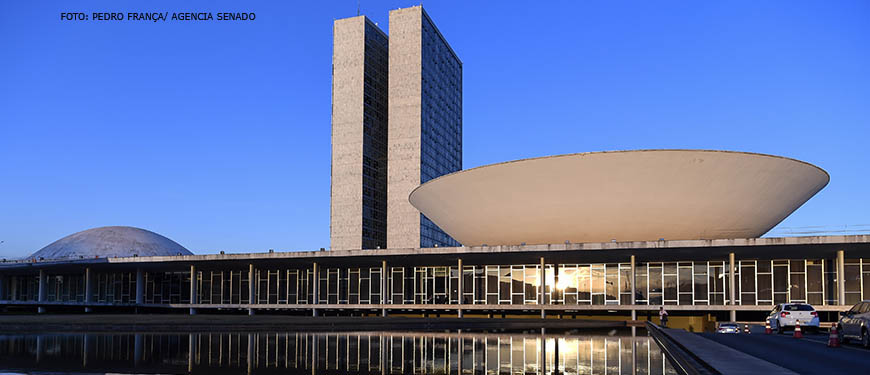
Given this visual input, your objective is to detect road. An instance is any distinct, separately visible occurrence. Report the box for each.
[699,325,870,375]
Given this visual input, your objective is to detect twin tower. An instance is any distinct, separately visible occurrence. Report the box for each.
[330,6,462,250]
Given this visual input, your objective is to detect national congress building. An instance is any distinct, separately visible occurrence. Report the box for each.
[2,6,869,329]
[331,6,462,251]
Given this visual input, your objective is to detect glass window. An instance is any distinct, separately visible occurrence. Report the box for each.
[591,266,605,295]
[845,265,861,292]
[784,304,814,311]
[524,267,537,303]
[757,274,772,302]
[694,274,708,302]
[578,266,590,302]
[634,269,647,303]
[740,263,756,305]
[663,274,677,301]
[678,267,692,294]
[605,265,618,301]
[740,264,755,291]
[649,266,662,293]
[511,266,524,299]
[864,268,870,301]
[499,267,511,303]
[773,264,789,293]
[807,263,823,293]
[790,275,805,302]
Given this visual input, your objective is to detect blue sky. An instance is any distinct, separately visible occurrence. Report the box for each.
[1,1,868,258]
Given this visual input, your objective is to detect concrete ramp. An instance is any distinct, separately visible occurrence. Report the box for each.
[663,328,797,375]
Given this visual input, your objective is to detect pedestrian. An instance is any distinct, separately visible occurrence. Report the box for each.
[659,306,668,327]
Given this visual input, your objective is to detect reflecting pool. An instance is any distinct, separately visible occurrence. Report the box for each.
[0,329,676,374]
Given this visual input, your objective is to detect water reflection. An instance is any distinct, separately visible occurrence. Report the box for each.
[0,329,675,374]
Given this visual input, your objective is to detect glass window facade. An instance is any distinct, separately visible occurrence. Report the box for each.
[9,256,870,309]
[418,12,462,248]
[361,20,389,250]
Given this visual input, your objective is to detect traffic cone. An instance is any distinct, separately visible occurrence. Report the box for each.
[744,324,750,334]
[794,320,803,339]
[828,326,840,348]
[765,320,772,334]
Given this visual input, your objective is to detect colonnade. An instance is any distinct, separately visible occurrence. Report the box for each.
[2,248,855,318]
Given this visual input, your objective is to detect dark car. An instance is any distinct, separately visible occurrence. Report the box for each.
[837,300,870,347]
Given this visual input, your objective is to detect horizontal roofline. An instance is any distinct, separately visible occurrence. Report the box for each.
[3,234,868,269]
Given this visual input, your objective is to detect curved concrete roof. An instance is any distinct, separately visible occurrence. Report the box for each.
[29,226,192,260]
[410,150,829,246]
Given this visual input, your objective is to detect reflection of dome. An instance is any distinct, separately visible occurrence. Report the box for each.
[29,226,192,260]
[410,150,829,246]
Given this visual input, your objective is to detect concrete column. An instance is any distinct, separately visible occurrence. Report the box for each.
[457,258,463,318]
[37,269,46,313]
[135,268,144,305]
[539,257,546,319]
[837,250,846,305]
[248,264,255,316]
[729,252,736,322]
[311,262,318,317]
[84,268,93,313]
[11,276,18,302]
[189,265,197,315]
[0,274,6,300]
[381,260,388,317]
[630,255,636,321]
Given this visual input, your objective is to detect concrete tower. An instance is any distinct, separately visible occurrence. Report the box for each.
[330,16,389,250]
[387,6,462,249]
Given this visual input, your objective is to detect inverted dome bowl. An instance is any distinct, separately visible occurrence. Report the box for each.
[409,150,829,246]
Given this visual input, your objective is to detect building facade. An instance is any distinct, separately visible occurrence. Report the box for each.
[331,16,390,250]
[3,236,869,324]
[331,7,462,250]
[388,6,463,249]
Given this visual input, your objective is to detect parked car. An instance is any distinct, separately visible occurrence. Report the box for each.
[837,300,870,347]
[717,322,740,334]
[767,303,820,334]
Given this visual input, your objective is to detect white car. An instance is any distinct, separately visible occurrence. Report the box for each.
[767,303,820,334]
[717,322,740,334]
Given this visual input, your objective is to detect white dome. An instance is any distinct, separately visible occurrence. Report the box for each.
[29,226,192,260]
